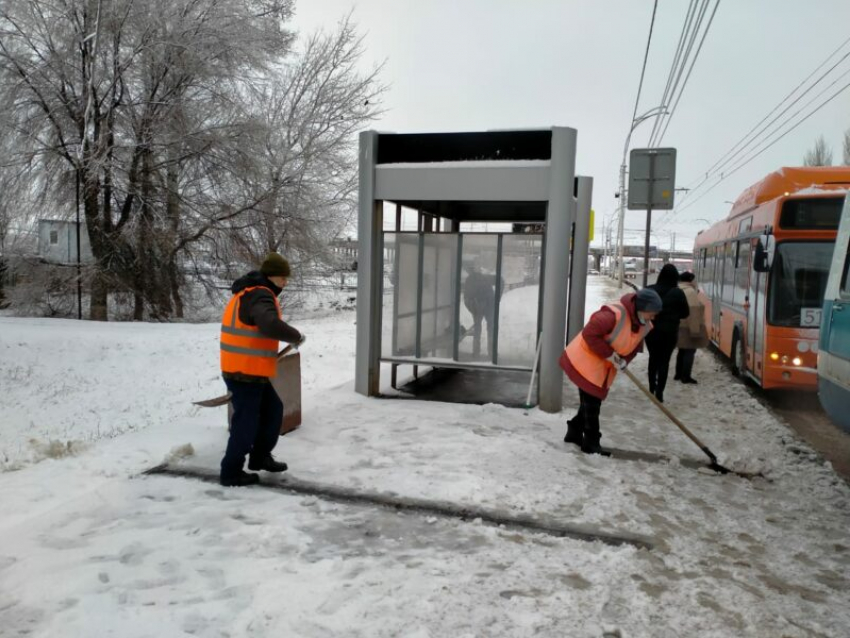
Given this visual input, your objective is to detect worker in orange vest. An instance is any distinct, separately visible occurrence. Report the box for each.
[559,288,662,455]
[219,253,304,487]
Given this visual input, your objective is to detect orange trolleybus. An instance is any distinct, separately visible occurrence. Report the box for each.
[693,166,850,390]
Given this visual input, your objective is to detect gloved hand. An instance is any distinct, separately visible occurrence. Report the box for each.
[295,333,307,348]
[608,353,627,370]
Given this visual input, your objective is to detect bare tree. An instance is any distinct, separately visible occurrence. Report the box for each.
[222,15,385,279]
[803,135,833,166]
[0,0,295,319]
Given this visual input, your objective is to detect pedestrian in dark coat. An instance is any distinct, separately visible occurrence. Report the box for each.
[645,263,690,403]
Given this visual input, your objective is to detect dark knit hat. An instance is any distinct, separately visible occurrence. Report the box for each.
[260,253,291,278]
[636,288,663,313]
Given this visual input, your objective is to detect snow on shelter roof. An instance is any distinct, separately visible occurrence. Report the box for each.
[728,166,850,219]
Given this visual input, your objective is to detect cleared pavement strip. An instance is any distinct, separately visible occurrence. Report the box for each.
[143,463,656,551]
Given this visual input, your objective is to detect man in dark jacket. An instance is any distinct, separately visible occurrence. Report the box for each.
[462,266,504,359]
[219,253,304,487]
[645,263,689,403]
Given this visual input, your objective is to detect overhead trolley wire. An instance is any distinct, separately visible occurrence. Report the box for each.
[674,77,850,216]
[647,0,700,145]
[630,0,660,125]
[649,0,710,147]
[667,33,850,222]
[654,0,722,147]
[664,33,850,226]
[695,33,850,184]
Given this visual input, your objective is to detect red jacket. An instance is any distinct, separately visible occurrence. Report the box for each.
[560,293,645,400]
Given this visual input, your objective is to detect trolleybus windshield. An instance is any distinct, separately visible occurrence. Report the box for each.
[768,242,834,327]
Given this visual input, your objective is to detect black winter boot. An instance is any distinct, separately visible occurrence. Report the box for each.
[580,427,611,457]
[581,439,612,456]
[564,418,584,446]
[248,454,288,473]
[220,471,260,487]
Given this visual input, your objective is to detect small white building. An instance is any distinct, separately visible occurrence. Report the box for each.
[37,220,94,264]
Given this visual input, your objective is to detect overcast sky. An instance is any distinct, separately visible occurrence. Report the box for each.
[291,0,850,250]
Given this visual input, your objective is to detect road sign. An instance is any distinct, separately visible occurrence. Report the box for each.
[628,148,676,211]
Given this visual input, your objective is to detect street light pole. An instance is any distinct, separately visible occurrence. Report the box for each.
[617,105,667,287]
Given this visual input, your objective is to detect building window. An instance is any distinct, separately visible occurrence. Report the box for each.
[49,230,59,245]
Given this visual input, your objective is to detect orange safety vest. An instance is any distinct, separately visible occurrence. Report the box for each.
[563,303,652,390]
[220,286,282,378]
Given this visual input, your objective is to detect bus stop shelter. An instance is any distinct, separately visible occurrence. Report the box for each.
[355,128,592,413]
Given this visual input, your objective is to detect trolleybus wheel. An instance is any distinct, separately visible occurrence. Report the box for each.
[731,330,744,377]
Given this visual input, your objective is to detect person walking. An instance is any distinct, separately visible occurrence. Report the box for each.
[219,253,305,487]
[560,288,663,455]
[645,264,690,403]
[675,271,709,384]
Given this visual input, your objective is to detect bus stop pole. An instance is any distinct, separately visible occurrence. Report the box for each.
[355,131,382,396]
[539,127,577,413]
[642,154,655,288]
[567,176,593,343]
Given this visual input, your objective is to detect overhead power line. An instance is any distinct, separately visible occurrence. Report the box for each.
[654,0,722,146]
[649,0,710,146]
[660,32,850,225]
[696,33,850,183]
[674,78,850,215]
[630,0,660,125]
[682,44,850,201]
[647,0,699,145]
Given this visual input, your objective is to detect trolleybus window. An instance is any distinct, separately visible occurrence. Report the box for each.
[842,247,850,298]
[779,198,843,229]
[734,240,751,307]
[768,242,834,327]
[722,243,736,304]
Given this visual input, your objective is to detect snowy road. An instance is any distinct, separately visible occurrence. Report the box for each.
[1,278,849,637]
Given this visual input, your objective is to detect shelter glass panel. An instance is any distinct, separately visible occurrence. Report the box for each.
[420,234,459,358]
[381,233,420,357]
[496,234,543,367]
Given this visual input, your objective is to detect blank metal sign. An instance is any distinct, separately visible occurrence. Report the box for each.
[628,148,677,210]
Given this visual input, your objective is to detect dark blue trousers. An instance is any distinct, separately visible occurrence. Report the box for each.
[220,379,283,478]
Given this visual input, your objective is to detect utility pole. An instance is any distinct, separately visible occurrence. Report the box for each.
[617,106,667,288]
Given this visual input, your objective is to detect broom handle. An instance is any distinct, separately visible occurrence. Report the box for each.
[525,332,543,407]
[621,367,717,462]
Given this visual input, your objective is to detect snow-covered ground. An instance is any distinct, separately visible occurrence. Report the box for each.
[1,277,849,637]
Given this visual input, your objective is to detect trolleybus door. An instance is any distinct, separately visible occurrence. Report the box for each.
[747,243,764,380]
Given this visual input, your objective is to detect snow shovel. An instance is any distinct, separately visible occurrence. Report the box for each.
[621,367,756,478]
[192,344,295,407]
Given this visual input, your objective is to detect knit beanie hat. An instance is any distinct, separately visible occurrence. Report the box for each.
[260,253,291,278]
[635,288,663,313]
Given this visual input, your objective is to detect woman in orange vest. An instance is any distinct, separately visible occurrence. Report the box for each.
[559,288,662,455]
[219,253,304,487]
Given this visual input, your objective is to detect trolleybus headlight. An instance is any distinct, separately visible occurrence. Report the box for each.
[770,352,780,361]
[792,357,802,366]
[781,355,789,364]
